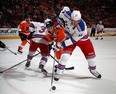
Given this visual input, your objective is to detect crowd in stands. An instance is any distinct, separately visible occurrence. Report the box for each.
[0,0,115,28]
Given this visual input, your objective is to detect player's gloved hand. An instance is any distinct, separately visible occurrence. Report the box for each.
[52,43,62,52]
[48,42,53,51]
[28,31,35,39]
[0,41,6,48]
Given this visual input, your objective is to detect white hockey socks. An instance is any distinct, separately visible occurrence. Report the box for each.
[87,58,101,78]
[54,53,70,80]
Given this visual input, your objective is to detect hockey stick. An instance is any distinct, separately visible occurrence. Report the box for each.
[0,52,40,73]
[49,54,74,70]
[50,44,56,91]
[0,41,17,55]
[26,40,74,70]
[7,47,17,55]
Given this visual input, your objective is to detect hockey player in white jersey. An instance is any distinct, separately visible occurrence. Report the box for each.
[25,21,50,73]
[95,21,104,40]
[54,9,102,81]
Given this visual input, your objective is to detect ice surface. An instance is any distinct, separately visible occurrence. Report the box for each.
[0,36,116,94]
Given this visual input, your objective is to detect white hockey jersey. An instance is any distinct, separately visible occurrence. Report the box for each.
[96,24,104,31]
[58,10,89,47]
[29,22,48,45]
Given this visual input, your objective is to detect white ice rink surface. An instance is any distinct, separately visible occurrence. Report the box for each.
[0,36,116,94]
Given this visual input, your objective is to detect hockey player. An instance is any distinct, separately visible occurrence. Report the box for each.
[95,21,104,40]
[54,10,102,81]
[17,15,33,53]
[25,21,50,73]
[44,18,66,60]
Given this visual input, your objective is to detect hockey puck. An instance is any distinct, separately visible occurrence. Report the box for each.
[52,86,56,90]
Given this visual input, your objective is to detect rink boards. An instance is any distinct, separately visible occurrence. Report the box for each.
[0,28,116,39]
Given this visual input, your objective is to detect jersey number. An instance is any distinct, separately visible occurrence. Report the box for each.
[39,26,46,33]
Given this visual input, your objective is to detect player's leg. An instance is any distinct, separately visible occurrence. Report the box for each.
[55,48,63,60]
[100,31,103,40]
[79,39,101,78]
[25,41,38,68]
[54,45,76,81]
[95,31,99,40]
[18,33,27,53]
[93,28,96,37]
[38,43,50,72]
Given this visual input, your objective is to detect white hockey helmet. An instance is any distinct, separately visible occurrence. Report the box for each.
[71,10,81,21]
[62,6,70,11]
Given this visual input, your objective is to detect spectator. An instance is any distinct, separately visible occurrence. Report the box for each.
[0,0,115,28]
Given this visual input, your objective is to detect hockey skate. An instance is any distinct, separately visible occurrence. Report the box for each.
[54,65,64,81]
[54,73,60,81]
[25,61,30,68]
[95,37,98,40]
[89,69,101,78]
[17,46,23,54]
[39,64,48,75]
[100,37,103,40]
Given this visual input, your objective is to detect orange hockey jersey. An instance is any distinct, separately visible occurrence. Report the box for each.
[45,22,65,43]
[19,21,31,36]
[45,22,66,60]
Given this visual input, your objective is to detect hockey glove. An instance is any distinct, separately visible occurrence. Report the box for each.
[28,31,35,40]
[0,41,6,48]
[48,42,53,51]
[52,43,62,52]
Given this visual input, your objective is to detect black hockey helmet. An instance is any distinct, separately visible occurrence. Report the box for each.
[44,18,53,28]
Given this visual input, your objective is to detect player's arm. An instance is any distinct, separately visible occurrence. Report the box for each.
[27,22,37,39]
[62,21,88,47]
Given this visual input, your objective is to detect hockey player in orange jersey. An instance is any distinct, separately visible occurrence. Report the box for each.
[44,18,65,60]
[17,15,34,54]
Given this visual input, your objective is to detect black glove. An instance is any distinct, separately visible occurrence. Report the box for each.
[0,41,6,48]
[28,31,35,40]
[19,32,27,41]
[49,42,53,51]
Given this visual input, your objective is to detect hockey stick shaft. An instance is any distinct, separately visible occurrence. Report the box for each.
[50,49,56,91]
[0,52,40,73]
[7,47,17,55]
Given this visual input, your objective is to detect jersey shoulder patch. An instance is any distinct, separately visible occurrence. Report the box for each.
[78,19,86,31]
[63,11,71,19]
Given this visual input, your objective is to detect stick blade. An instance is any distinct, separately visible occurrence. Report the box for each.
[65,66,74,70]
[0,71,4,73]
